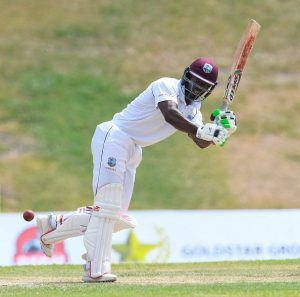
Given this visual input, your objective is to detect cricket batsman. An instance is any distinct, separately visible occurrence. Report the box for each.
[36,57,237,282]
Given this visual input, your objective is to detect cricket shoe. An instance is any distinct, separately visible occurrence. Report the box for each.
[82,264,117,282]
[36,214,55,257]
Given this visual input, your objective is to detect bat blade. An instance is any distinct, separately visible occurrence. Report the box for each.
[221,19,261,111]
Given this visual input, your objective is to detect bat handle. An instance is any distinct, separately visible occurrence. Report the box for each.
[221,100,229,111]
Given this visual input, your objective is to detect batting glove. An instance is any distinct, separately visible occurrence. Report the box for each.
[196,123,229,146]
[210,109,237,136]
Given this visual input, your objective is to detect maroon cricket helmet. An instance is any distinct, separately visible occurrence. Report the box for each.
[181,57,218,101]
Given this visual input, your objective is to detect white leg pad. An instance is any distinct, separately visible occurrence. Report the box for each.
[83,183,122,279]
[114,212,137,232]
[40,207,136,247]
[41,207,92,245]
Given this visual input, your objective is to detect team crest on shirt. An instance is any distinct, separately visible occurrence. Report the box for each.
[107,157,117,167]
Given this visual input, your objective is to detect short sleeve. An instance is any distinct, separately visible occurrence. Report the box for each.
[151,78,179,108]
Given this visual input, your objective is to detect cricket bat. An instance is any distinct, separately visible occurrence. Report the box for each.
[221,19,261,111]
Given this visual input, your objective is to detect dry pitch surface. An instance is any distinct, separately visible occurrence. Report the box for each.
[1,260,300,297]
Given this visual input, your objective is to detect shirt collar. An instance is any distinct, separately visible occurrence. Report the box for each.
[178,80,186,104]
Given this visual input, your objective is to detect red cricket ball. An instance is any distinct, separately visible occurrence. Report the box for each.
[23,209,35,222]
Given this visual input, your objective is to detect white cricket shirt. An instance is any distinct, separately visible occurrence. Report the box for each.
[113,77,203,147]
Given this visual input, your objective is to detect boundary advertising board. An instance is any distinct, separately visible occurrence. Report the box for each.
[1,210,300,266]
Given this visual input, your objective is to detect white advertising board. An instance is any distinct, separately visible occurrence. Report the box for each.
[1,210,300,266]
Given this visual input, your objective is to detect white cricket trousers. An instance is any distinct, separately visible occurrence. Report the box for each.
[91,121,142,212]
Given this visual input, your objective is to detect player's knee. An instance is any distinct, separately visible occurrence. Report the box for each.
[94,172,123,196]
[93,183,123,219]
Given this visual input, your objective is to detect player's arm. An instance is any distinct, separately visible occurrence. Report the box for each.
[158,100,198,135]
[158,100,226,148]
[188,133,212,149]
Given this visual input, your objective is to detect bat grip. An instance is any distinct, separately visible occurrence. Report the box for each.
[221,101,229,111]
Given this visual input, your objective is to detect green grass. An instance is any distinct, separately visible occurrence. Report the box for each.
[1,260,300,296]
[0,0,299,211]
